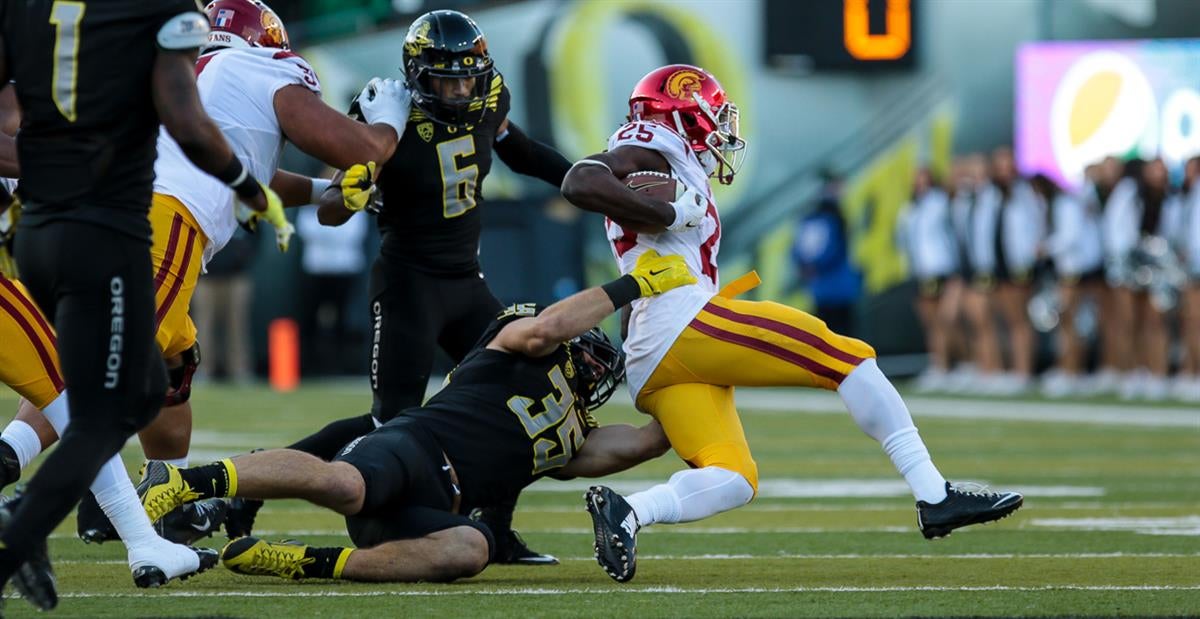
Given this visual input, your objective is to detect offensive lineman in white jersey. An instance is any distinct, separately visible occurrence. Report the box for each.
[562,64,1023,583]
[0,0,411,572]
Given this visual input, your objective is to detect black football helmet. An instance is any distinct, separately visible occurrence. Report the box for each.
[402,10,494,127]
[569,327,625,412]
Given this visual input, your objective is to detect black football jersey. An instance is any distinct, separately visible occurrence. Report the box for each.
[2,0,200,239]
[375,73,510,275]
[400,302,596,510]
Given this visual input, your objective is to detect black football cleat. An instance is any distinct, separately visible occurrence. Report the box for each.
[224,497,263,539]
[917,481,1024,539]
[468,506,559,565]
[0,440,21,491]
[77,491,120,544]
[0,497,57,610]
[157,499,229,545]
[494,528,559,566]
[132,547,219,589]
[584,485,638,583]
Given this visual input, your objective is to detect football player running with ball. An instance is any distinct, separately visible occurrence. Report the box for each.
[283,9,574,565]
[561,64,1024,583]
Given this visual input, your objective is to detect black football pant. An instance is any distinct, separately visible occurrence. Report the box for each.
[289,258,501,458]
[0,221,166,579]
[334,417,492,559]
[366,258,503,419]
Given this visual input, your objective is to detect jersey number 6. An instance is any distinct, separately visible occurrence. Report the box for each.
[436,135,480,218]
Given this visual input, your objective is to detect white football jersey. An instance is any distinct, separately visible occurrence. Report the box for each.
[603,120,721,399]
[153,47,321,265]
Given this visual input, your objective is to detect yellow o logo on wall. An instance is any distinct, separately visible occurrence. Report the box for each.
[547,1,752,206]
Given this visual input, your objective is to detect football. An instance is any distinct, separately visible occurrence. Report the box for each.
[623,171,683,202]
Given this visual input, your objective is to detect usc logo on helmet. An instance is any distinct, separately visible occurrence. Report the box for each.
[664,69,706,101]
[260,8,285,47]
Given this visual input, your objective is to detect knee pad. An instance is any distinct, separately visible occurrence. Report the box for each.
[688,442,760,497]
[164,342,201,407]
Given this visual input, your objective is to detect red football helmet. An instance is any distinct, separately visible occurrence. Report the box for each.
[627,64,746,185]
[203,0,289,50]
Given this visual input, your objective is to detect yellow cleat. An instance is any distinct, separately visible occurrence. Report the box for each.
[221,537,313,580]
[136,461,201,523]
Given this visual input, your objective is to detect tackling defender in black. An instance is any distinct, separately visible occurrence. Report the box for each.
[0,0,281,609]
[239,9,574,564]
[138,251,693,583]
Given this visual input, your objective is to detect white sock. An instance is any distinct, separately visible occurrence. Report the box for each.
[41,391,70,436]
[839,359,947,503]
[626,467,754,527]
[41,390,162,551]
[1,420,42,469]
[881,428,947,503]
[152,456,188,468]
[90,454,159,550]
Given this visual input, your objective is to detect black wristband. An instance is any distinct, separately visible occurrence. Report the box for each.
[216,156,262,200]
[601,274,642,308]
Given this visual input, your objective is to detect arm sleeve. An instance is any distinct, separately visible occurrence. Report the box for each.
[494,120,572,188]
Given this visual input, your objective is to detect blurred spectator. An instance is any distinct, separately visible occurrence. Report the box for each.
[1105,158,1182,400]
[1178,156,1200,401]
[969,147,1043,394]
[792,172,861,336]
[1030,172,1103,397]
[192,228,258,383]
[899,167,959,392]
[296,206,368,376]
[1085,155,1127,395]
[954,154,1003,390]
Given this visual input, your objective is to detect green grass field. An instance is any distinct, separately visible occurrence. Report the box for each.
[1,383,1197,617]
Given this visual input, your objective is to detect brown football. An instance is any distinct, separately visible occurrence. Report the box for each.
[623,171,681,202]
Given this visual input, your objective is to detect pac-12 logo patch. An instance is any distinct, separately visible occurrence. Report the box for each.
[417,122,434,142]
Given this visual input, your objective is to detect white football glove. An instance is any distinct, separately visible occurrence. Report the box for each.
[357,78,412,142]
[666,183,708,232]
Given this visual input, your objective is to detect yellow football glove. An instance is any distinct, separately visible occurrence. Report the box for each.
[629,249,697,297]
[340,161,377,212]
[234,183,294,252]
[259,183,294,252]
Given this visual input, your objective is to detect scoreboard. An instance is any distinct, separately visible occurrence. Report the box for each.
[764,0,918,71]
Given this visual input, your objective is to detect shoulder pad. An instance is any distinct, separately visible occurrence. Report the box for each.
[158,12,210,51]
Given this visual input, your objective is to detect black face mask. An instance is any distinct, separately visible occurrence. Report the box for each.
[570,328,625,412]
[407,65,493,127]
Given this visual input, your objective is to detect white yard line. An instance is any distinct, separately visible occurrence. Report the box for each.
[522,501,1192,513]
[727,389,1200,428]
[35,585,1200,599]
[526,478,1104,498]
[56,552,1197,566]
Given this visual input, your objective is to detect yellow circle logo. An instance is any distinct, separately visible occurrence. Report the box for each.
[1050,51,1156,186]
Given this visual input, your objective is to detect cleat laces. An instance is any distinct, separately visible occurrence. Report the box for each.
[246,544,312,579]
